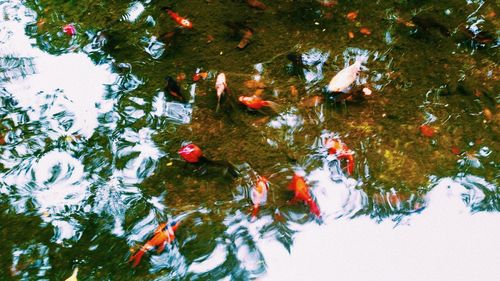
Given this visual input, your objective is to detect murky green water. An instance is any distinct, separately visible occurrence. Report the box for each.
[1,0,499,280]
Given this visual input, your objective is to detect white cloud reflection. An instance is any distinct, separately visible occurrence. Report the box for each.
[261,176,500,281]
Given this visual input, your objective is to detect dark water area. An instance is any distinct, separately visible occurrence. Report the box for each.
[0,0,499,280]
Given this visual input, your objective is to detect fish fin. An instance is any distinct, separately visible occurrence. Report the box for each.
[157,242,166,254]
[308,200,321,218]
[216,95,221,112]
[251,205,260,218]
[262,101,281,113]
[288,197,298,205]
[204,159,241,178]
[129,249,146,268]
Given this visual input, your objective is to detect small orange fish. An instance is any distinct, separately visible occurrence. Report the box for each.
[129,221,180,267]
[346,11,358,21]
[192,72,208,82]
[419,124,435,137]
[288,173,321,217]
[165,9,193,29]
[359,27,371,35]
[251,176,269,218]
[325,138,355,175]
[239,95,279,112]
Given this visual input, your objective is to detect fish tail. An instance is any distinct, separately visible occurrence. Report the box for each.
[206,159,240,178]
[308,200,321,218]
[355,54,368,65]
[346,154,355,175]
[216,95,221,112]
[262,101,281,113]
[129,249,146,268]
[251,205,260,218]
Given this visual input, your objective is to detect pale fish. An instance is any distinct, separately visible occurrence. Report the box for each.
[65,267,78,281]
[327,59,363,92]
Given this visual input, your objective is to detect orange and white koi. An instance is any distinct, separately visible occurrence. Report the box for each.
[129,221,180,267]
[325,138,355,175]
[251,176,269,218]
[215,73,227,111]
[288,173,321,217]
[165,9,193,29]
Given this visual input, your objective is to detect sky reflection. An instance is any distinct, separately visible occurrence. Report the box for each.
[263,178,500,281]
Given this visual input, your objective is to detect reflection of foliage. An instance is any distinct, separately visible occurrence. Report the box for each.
[0,56,36,82]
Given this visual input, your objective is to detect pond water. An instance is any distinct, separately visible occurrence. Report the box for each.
[0,0,499,280]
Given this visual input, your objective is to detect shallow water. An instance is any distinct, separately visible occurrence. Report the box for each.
[0,0,499,280]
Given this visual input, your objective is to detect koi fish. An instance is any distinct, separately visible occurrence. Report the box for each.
[129,221,180,267]
[215,73,227,112]
[165,9,193,29]
[178,144,240,177]
[239,95,280,112]
[178,143,203,163]
[251,176,269,218]
[325,138,355,175]
[419,124,436,137]
[165,76,185,102]
[327,59,364,93]
[288,173,321,217]
[63,24,76,36]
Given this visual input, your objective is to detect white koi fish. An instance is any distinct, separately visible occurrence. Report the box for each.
[215,73,227,112]
[327,59,365,92]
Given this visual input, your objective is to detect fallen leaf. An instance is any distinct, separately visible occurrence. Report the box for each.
[450,146,461,155]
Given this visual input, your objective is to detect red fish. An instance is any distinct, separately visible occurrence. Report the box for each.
[63,24,76,36]
[129,221,180,267]
[178,144,240,177]
[178,144,203,163]
[251,176,269,218]
[165,9,193,29]
[239,95,279,112]
[325,138,355,175]
[288,173,321,217]
[419,124,435,137]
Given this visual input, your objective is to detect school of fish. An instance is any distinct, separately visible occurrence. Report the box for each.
[128,4,367,269]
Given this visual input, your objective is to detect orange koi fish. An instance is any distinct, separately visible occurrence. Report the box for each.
[165,9,193,29]
[251,176,269,218]
[288,173,321,217]
[129,221,180,267]
[239,95,280,112]
[325,138,355,175]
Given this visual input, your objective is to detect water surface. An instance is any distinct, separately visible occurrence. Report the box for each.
[0,0,499,280]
